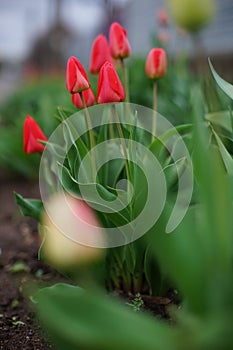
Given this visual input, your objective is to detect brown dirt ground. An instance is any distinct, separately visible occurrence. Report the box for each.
[0,177,66,349]
[0,176,179,349]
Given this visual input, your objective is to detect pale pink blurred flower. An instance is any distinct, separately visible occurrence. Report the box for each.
[41,193,105,268]
[157,30,170,45]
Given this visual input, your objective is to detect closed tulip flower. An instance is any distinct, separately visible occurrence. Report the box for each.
[109,22,131,59]
[89,34,112,74]
[97,61,125,104]
[66,56,90,94]
[145,48,167,79]
[157,8,169,26]
[72,88,96,109]
[23,115,47,154]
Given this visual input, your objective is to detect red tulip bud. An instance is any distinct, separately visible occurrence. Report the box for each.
[23,115,47,154]
[89,34,112,74]
[109,22,131,59]
[72,88,96,109]
[97,61,125,104]
[157,8,169,26]
[145,48,167,79]
[66,56,90,94]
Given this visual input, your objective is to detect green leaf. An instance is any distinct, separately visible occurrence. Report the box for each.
[149,206,208,314]
[149,124,192,166]
[62,118,89,179]
[205,111,233,133]
[209,59,233,100]
[57,106,73,121]
[107,158,125,187]
[14,192,43,221]
[203,76,226,113]
[57,163,131,231]
[149,137,168,165]
[211,128,233,176]
[163,157,188,190]
[33,283,175,350]
[144,245,163,296]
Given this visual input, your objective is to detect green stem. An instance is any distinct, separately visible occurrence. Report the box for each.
[112,104,130,183]
[191,32,206,77]
[109,112,115,141]
[80,92,96,182]
[120,58,130,103]
[152,80,157,142]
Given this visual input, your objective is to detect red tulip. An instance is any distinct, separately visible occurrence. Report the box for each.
[97,61,125,104]
[66,56,90,94]
[72,88,96,109]
[157,8,169,26]
[145,48,167,79]
[89,34,112,74]
[23,115,47,154]
[109,22,131,59]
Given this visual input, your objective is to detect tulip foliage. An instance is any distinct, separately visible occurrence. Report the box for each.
[15,21,233,350]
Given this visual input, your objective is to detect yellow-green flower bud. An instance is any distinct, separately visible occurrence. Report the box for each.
[166,0,216,32]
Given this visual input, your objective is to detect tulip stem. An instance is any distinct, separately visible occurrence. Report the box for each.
[109,112,115,141]
[120,58,131,125]
[152,80,157,142]
[80,92,96,182]
[112,105,130,184]
[120,58,130,104]
[192,32,206,76]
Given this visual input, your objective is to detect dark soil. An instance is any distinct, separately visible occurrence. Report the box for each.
[0,177,66,349]
[0,176,179,349]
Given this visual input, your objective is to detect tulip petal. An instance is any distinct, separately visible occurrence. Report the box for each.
[97,61,125,104]
[23,115,47,154]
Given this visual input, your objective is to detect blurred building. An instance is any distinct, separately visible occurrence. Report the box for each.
[0,0,232,76]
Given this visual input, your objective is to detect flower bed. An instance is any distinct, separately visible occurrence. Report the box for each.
[12,18,233,350]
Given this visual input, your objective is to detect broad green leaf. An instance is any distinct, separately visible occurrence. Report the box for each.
[106,158,125,187]
[149,137,168,165]
[149,206,208,315]
[163,157,187,190]
[212,128,233,176]
[209,59,233,100]
[57,163,81,195]
[205,111,232,132]
[33,283,175,350]
[62,118,89,178]
[203,76,226,113]
[57,163,131,227]
[149,124,192,166]
[100,141,125,188]
[14,192,43,221]
[130,163,148,219]
[80,182,117,203]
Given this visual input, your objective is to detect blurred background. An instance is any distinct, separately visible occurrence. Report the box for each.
[0,0,232,99]
[0,0,232,178]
